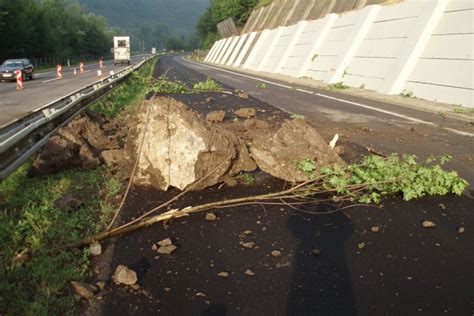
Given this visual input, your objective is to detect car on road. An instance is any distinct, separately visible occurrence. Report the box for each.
[1,58,34,82]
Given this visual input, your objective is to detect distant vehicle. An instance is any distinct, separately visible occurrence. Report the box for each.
[151,47,156,55]
[1,58,34,81]
[113,36,131,66]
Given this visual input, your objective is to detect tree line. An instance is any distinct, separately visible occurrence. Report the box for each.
[0,0,117,63]
[197,0,267,49]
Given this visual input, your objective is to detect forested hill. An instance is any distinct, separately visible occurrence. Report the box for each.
[78,0,209,49]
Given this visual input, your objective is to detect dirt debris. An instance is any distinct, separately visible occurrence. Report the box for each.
[234,107,257,119]
[249,119,345,182]
[206,111,226,123]
[422,221,436,228]
[31,111,125,175]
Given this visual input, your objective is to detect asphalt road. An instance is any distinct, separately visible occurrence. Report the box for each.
[174,56,474,188]
[87,55,474,316]
[0,55,149,127]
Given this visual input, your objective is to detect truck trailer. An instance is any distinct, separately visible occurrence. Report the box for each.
[113,36,131,66]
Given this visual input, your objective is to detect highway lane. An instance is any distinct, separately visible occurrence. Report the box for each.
[171,56,474,187]
[0,55,149,127]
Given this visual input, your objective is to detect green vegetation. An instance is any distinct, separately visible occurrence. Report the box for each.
[79,0,207,51]
[291,114,306,120]
[453,105,474,115]
[197,0,260,48]
[0,163,122,314]
[148,76,191,94]
[238,173,255,186]
[0,0,116,63]
[297,154,468,204]
[92,57,157,117]
[193,78,223,92]
[328,82,349,91]
[148,77,224,94]
[400,90,414,98]
[256,82,268,89]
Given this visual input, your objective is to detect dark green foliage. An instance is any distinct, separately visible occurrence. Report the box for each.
[78,0,208,51]
[0,0,116,62]
[197,0,260,48]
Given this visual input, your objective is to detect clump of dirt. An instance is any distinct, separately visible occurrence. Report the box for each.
[126,96,345,191]
[30,111,127,176]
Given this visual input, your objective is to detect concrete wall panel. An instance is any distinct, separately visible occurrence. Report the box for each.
[404,2,474,107]
[227,34,248,66]
[204,41,219,62]
[214,38,232,64]
[235,32,260,67]
[259,25,299,73]
[303,6,380,82]
[209,40,225,63]
[220,37,239,65]
[287,0,316,25]
[243,29,275,70]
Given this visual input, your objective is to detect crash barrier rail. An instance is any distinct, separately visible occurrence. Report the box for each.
[0,55,157,180]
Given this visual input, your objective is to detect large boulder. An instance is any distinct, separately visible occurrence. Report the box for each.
[126,97,256,191]
[249,119,345,182]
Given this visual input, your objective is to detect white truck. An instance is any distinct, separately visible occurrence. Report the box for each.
[113,36,131,65]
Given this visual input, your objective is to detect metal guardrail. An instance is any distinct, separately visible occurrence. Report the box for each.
[0,55,156,180]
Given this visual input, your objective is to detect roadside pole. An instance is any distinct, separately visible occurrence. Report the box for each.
[15,70,24,91]
[56,64,62,80]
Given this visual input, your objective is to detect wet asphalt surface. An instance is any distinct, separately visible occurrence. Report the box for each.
[86,56,474,316]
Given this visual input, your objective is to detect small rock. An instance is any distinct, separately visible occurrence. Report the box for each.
[238,91,249,99]
[245,269,255,276]
[157,244,177,255]
[439,203,446,210]
[151,244,158,251]
[71,281,98,299]
[113,265,138,286]
[206,111,226,123]
[158,238,173,247]
[240,241,256,249]
[371,226,380,233]
[271,250,282,258]
[243,230,252,235]
[89,242,102,257]
[312,249,321,256]
[205,213,217,221]
[54,195,84,210]
[358,242,365,250]
[164,287,171,292]
[131,284,141,290]
[422,221,436,228]
[458,227,465,233]
[196,292,206,297]
[96,281,106,290]
[235,108,257,119]
[218,272,229,278]
[225,178,238,187]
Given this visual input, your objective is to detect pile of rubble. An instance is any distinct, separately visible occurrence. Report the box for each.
[33,96,345,190]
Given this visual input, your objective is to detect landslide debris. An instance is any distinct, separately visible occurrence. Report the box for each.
[126,96,257,191]
[30,111,127,175]
[126,96,345,191]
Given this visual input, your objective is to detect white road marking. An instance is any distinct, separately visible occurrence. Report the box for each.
[42,78,57,83]
[183,58,474,138]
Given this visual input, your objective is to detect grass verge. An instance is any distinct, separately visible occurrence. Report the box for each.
[92,56,158,118]
[0,57,157,315]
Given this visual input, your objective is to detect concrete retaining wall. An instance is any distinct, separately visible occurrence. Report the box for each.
[204,0,473,107]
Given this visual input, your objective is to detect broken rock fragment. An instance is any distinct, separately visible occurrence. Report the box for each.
[249,119,345,182]
[206,111,226,123]
[234,108,257,119]
[113,265,138,286]
[71,281,98,299]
